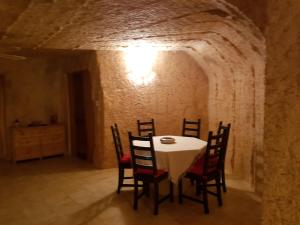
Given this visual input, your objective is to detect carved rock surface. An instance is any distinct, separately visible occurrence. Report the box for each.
[263,1,300,225]
[0,1,266,193]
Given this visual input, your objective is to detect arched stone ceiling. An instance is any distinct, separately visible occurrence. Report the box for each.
[0,0,265,189]
[0,0,263,51]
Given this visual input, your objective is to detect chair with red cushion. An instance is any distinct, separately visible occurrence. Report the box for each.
[128,132,173,215]
[178,129,228,214]
[111,123,135,193]
[182,118,201,185]
[217,121,231,192]
[198,122,231,194]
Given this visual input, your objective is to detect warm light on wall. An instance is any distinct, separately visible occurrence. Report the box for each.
[124,46,157,86]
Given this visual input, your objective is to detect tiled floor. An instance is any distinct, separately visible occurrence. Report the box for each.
[0,157,261,225]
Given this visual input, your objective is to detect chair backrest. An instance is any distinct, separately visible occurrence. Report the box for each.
[203,129,229,177]
[182,118,201,138]
[217,121,231,163]
[111,123,124,162]
[137,118,156,136]
[128,132,157,175]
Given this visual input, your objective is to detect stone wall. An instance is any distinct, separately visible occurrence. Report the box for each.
[0,77,4,159]
[0,52,102,161]
[0,0,269,195]
[48,52,103,163]
[97,50,208,168]
[185,6,265,191]
[263,1,300,224]
[226,0,267,32]
[0,58,65,127]
[0,57,65,159]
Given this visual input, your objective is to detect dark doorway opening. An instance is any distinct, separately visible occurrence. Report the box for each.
[68,71,94,161]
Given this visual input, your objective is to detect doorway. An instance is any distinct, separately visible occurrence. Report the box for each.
[0,75,5,159]
[68,71,95,161]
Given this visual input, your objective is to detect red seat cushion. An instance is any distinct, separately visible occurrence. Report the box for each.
[120,152,131,165]
[135,168,168,178]
[187,156,218,176]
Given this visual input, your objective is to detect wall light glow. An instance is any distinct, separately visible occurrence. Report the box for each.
[124,46,157,86]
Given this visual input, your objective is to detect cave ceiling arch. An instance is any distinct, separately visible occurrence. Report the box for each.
[0,0,266,189]
[0,0,264,52]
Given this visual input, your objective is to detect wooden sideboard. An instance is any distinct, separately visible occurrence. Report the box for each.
[12,125,66,162]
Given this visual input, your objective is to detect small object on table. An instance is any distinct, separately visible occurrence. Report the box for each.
[160,137,175,144]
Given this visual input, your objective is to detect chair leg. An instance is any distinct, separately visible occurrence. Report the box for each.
[169,181,174,202]
[202,182,209,214]
[153,182,159,215]
[216,176,223,206]
[117,167,124,194]
[133,178,138,210]
[221,168,227,192]
[178,178,183,204]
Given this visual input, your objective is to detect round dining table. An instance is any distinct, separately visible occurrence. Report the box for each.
[134,135,207,183]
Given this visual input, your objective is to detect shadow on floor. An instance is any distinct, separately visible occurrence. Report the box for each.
[49,186,261,225]
[0,158,261,225]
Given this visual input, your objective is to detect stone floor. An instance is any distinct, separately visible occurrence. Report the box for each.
[0,157,261,225]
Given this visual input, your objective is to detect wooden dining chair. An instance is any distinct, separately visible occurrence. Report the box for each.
[178,129,228,214]
[202,122,231,193]
[217,121,231,192]
[137,118,156,136]
[128,132,173,215]
[182,118,201,139]
[111,123,134,193]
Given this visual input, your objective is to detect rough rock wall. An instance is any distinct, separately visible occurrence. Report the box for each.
[97,50,208,168]
[0,77,4,159]
[185,9,265,190]
[226,0,267,32]
[0,0,265,50]
[0,58,65,159]
[0,0,267,192]
[0,58,65,127]
[50,52,104,164]
[0,52,103,162]
[263,1,300,224]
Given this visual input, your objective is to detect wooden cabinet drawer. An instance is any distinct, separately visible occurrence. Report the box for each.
[14,138,40,147]
[14,145,41,161]
[40,135,65,144]
[41,143,65,157]
[12,125,66,162]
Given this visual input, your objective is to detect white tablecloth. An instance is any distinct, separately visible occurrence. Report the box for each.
[133,135,207,183]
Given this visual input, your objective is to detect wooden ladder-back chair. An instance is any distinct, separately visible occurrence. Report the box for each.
[137,119,156,136]
[111,123,134,193]
[182,118,201,139]
[178,128,228,214]
[128,132,173,215]
[217,121,231,192]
